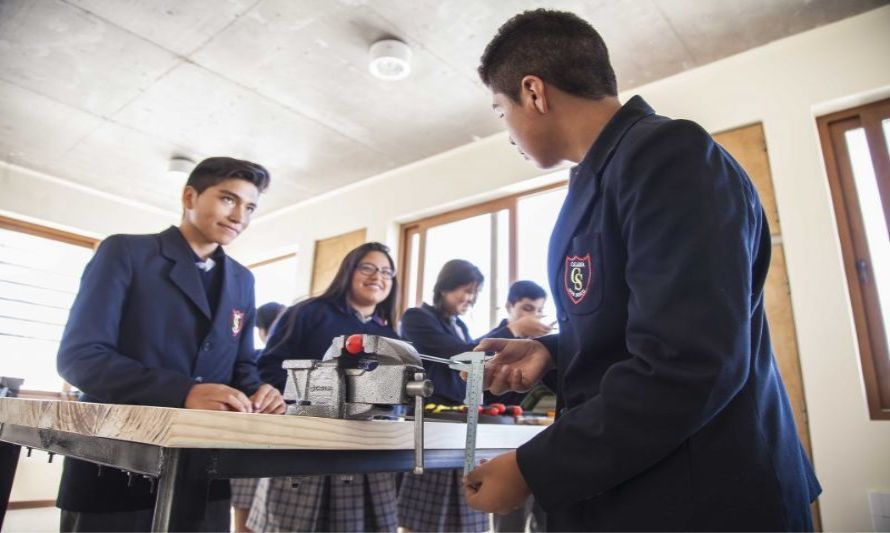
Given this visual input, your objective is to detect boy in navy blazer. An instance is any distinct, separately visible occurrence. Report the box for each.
[56,157,284,532]
[467,10,821,531]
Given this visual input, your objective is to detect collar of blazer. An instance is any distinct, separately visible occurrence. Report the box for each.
[547,96,656,306]
[420,302,469,340]
[158,226,239,321]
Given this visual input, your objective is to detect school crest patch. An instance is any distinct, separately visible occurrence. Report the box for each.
[564,255,592,305]
[231,309,245,337]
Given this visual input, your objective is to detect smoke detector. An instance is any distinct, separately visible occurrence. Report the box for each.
[368,39,412,81]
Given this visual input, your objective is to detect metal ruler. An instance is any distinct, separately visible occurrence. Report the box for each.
[419,351,486,475]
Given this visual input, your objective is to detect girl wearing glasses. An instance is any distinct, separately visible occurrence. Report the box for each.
[248,242,400,532]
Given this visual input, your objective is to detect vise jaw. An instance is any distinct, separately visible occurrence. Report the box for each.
[282,334,433,473]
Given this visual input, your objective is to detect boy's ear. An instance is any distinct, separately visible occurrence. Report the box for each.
[521,75,549,114]
[182,185,198,211]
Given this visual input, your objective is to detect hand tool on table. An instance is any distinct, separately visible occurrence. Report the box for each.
[417,351,488,476]
[281,334,433,473]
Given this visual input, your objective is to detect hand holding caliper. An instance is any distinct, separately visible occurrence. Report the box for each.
[473,338,554,395]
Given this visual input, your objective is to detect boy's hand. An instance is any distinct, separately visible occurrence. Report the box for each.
[184,383,253,412]
[464,450,531,514]
[507,315,552,338]
[474,338,554,395]
[250,383,286,414]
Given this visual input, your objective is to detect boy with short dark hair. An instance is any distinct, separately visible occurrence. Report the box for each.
[468,9,821,531]
[485,280,551,340]
[56,156,284,532]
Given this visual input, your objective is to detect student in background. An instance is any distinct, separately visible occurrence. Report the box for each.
[256,302,287,349]
[248,242,401,532]
[397,259,489,533]
[481,279,551,407]
[56,157,285,532]
[232,300,287,533]
[485,280,551,341]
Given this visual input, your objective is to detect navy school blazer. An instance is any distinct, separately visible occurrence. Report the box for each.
[399,303,476,405]
[258,297,398,392]
[56,226,262,512]
[516,96,821,531]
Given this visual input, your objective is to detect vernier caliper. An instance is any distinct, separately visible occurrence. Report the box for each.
[418,352,488,475]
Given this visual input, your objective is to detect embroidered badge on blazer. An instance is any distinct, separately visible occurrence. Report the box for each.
[564,255,592,304]
[231,309,245,337]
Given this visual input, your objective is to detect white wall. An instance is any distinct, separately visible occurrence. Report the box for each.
[229,7,890,531]
[0,161,175,238]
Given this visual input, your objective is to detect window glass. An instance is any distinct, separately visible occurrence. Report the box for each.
[401,183,568,340]
[517,187,568,325]
[883,118,889,156]
[251,254,298,349]
[0,227,93,391]
[422,213,491,338]
[407,232,420,308]
[845,128,890,359]
[494,209,510,325]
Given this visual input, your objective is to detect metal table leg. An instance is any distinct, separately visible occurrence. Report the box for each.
[0,439,22,530]
[151,449,209,532]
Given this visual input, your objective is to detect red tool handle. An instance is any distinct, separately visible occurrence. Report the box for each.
[344,334,364,355]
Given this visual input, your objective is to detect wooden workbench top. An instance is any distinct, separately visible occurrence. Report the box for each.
[0,398,544,451]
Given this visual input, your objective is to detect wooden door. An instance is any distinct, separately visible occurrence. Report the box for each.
[310,229,367,296]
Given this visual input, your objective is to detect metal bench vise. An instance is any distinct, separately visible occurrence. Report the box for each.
[282,334,433,473]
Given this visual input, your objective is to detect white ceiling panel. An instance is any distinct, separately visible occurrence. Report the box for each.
[0,0,884,214]
[657,0,889,65]
[67,0,259,56]
[54,120,194,211]
[0,0,181,117]
[193,0,499,159]
[111,61,399,211]
[0,80,102,167]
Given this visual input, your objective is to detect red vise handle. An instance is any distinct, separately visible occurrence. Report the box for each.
[344,334,364,356]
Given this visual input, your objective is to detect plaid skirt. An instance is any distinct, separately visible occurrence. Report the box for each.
[230,478,258,509]
[247,473,398,532]
[397,468,489,532]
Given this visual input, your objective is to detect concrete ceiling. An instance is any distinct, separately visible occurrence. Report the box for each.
[0,0,885,217]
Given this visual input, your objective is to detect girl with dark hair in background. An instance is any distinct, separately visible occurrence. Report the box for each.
[247,242,400,532]
[397,259,489,533]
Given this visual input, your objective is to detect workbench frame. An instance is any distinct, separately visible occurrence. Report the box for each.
[0,422,508,531]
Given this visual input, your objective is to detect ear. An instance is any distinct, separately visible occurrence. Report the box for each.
[520,75,549,114]
[182,185,198,211]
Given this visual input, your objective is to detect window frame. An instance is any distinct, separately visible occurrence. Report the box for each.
[817,97,890,420]
[398,182,566,326]
[0,215,98,400]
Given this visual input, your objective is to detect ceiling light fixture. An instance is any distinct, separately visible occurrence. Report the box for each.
[368,39,412,81]
[167,156,195,179]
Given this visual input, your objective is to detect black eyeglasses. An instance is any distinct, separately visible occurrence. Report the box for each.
[356,263,396,280]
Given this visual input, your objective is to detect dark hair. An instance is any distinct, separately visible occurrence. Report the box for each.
[478,9,617,102]
[256,302,286,331]
[315,242,399,326]
[507,280,547,304]
[432,259,484,315]
[186,157,271,194]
